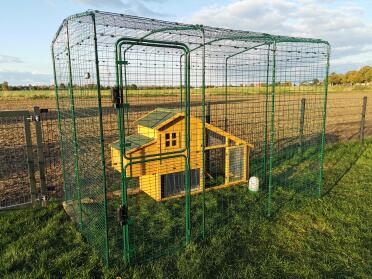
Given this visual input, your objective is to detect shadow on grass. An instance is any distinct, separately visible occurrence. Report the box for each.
[322,140,367,196]
[80,135,370,267]
[102,178,269,267]
[250,134,368,219]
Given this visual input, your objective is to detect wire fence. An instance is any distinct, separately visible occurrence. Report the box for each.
[0,92,371,269]
[0,12,370,266]
[1,94,370,207]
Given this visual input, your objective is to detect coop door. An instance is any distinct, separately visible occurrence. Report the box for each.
[117,39,188,156]
[116,38,192,264]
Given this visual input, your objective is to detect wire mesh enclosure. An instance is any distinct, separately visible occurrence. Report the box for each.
[0,111,35,209]
[52,10,330,266]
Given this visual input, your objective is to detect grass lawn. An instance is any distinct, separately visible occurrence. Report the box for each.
[0,141,371,278]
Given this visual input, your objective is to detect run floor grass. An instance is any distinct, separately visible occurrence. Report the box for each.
[0,141,371,278]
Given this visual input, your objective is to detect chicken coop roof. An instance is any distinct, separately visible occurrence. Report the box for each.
[111,134,154,152]
[136,109,179,129]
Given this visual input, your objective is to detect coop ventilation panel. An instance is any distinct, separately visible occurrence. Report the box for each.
[229,146,245,182]
[161,169,200,199]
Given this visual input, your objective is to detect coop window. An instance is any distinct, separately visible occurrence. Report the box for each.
[165,132,177,147]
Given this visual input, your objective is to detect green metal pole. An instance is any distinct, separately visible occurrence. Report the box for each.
[318,44,331,198]
[201,28,206,239]
[91,13,109,266]
[119,108,130,264]
[263,45,270,188]
[267,42,277,217]
[122,52,130,135]
[185,51,191,244]
[116,44,131,265]
[66,20,83,229]
[51,46,68,202]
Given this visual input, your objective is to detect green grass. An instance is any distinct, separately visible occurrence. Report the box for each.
[0,90,56,100]
[328,84,372,93]
[1,141,371,278]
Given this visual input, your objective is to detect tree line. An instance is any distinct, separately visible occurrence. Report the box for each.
[329,66,372,86]
[0,82,53,91]
[1,65,372,91]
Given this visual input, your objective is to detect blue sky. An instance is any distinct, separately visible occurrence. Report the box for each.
[1,0,372,85]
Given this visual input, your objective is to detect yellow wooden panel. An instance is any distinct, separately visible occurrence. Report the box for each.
[127,159,158,177]
[138,125,157,138]
[130,141,158,157]
[158,117,203,152]
[111,147,121,172]
[140,174,160,201]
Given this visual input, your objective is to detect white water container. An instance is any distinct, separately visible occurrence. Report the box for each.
[248,176,259,192]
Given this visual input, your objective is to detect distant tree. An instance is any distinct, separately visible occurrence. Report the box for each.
[328,72,342,85]
[312,78,320,85]
[359,66,372,84]
[1,81,9,91]
[129,84,137,90]
[343,70,359,85]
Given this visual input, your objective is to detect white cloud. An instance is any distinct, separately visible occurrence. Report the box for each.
[188,0,372,73]
[0,55,23,64]
[72,0,124,7]
[0,70,52,85]
[189,0,296,34]
[72,0,166,17]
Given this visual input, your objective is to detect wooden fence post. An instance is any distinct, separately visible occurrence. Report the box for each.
[23,115,37,203]
[34,106,47,196]
[360,96,367,143]
[298,98,306,154]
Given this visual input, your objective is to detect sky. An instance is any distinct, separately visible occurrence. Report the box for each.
[1,0,372,85]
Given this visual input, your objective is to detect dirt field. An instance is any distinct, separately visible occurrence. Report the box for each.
[0,90,371,208]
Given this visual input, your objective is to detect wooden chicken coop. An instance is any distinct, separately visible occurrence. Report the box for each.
[111,108,253,201]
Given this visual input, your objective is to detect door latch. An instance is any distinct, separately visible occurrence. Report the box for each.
[118,204,128,226]
[111,86,121,108]
[111,86,130,109]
